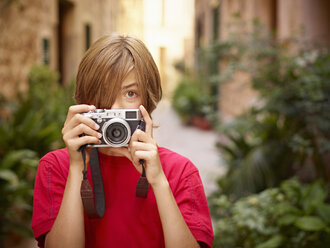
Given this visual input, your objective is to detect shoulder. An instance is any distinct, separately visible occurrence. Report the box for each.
[158,146,190,162]
[158,146,198,180]
[40,148,69,162]
[38,148,70,178]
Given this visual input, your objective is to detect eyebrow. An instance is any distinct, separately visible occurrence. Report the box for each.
[121,82,138,90]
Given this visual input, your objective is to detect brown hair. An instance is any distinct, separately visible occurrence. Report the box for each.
[74,34,162,113]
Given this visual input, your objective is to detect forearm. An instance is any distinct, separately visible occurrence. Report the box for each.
[152,175,200,248]
[45,165,85,248]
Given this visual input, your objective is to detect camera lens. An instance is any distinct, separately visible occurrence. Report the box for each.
[102,118,131,147]
[112,128,121,138]
[106,123,128,144]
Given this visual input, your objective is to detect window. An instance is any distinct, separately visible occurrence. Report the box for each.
[212,6,219,41]
[85,24,91,51]
[42,38,50,65]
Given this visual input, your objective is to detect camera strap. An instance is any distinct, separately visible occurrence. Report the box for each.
[80,146,105,218]
[79,119,150,218]
[136,159,150,198]
[135,120,150,198]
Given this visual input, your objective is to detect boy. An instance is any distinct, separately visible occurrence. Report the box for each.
[32,34,213,247]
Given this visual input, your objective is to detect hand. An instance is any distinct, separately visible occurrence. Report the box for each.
[129,105,166,187]
[62,105,101,168]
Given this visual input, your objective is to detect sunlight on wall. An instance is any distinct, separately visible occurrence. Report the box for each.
[143,0,195,98]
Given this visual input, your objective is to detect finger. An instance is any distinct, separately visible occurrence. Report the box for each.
[134,150,158,161]
[65,123,102,140]
[63,113,100,134]
[67,136,101,151]
[131,141,155,152]
[128,141,144,167]
[65,105,96,125]
[131,129,154,144]
[129,140,152,165]
[139,105,153,137]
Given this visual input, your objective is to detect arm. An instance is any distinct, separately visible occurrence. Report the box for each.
[45,105,101,248]
[45,163,85,248]
[152,174,200,248]
[130,105,200,248]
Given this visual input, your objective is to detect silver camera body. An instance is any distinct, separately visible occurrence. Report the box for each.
[83,109,143,147]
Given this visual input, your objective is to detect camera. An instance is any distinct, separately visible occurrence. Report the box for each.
[83,109,144,147]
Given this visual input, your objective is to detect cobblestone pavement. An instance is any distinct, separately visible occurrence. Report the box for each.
[152,100,225,196]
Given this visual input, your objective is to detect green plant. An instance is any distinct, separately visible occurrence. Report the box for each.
[210,178,330,248]
[205,17,330,197]
[172,76,213,124]
[215,46,330,197]
[172,36,234,126]
[215,112,296,198]
[0,65,74,243]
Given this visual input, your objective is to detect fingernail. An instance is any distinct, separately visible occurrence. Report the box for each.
[89,105,96,110]
[98,133,102,138]
[95,124,100,129]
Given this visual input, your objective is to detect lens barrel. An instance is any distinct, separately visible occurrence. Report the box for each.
[102,118,131,147]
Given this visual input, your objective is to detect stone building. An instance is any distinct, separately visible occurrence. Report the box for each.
[0,0,195,101]
[194,0,330,121]
[0,0,145,99]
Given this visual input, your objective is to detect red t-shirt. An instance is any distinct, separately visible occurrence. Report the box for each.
[32,147,214,247]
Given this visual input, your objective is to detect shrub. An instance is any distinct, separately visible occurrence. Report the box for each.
[172,76,213,124]
[0,65,74,243]
[210,178,330,248]
[211,23,330,197]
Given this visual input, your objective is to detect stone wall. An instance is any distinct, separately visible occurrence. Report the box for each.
[218,0,275,121]
[0,0,194,102]
[277,0,330,45]
[0,0,126,99]
[194,0,330,121]
[0,0,43,99]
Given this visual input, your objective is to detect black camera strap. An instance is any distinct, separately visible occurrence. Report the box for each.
[79,120,150,218]
[135,120,150,198]
[136,159,150,198]
[80,146,105,218]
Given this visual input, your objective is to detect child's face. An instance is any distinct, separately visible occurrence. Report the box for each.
[111,70,142,109]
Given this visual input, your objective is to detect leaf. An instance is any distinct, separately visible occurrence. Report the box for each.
[294,216,326,231]
[302,181,327,214]
[0,169,19,187]
[256,235,285,248]
[1,149,38,170]
[277,214,298,226]
[316,204,330,224]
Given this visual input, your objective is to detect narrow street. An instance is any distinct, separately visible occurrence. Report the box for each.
[152,100,225,196]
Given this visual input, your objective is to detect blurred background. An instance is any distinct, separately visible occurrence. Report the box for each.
[0,0,330,247]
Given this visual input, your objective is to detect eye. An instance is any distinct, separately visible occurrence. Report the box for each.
[125,90,137,98]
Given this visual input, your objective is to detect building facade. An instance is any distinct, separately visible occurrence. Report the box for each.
[143,0,195,97]
[0,0,128,98]
[194,0,330,121]
[0,0,195,101]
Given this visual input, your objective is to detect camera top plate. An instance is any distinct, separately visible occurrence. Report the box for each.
[83,109,142,121]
